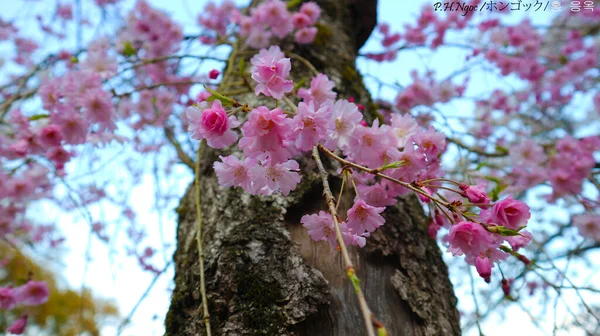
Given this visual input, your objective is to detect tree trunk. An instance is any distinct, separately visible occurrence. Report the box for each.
[165,1,461,335]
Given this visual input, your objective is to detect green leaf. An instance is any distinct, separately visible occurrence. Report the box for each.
[496,226,522,237]
[286,0,302,9]
[122,41,137,57]
[203,85,235,106]
[29,114,49,121]
[378,160,407,171]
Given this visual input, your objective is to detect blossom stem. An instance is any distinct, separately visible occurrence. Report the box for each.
[312,146,380,336]
[195,139,212,336]
[317,144,450,207]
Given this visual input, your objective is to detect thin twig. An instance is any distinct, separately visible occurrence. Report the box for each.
[195,140,212,336]
[312,147,381,336]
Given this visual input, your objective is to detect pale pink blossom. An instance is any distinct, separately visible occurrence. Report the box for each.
[573,214,600,241]
[291,101,331,151]
[295,27,317,44]
[346,199,386,233]
[326,99,362,150]
[298,73,336,107]
[250,46,293,99]
[213,155,256,193]
[250,159,301,196]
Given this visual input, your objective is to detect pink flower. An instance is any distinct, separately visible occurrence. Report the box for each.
[213,155,256,193]
[295,27,317,44]
[390,113,418,148]
[357,183,397,207]
[250,159,301,196]
[292,13,311,29]
[208,69,220,79]
[47,147,71,170]
[573,214,600,241]
[250,46,293,99]
[186,100,240,148]
[510,139,546,165]
[460,184,491,205]
[490,196,530,230]
[298,73,336,107]
[346,199,385,233]
[52,106,89,145]
[301,211,337,248]
[475,256,492,283]
[0,287,16,310]
[239,106,293,164]
[245,27,272,49]
[81,88,116,132]
[291,101,331,151]
[7,315,27,335]
[13,281,49,306]
[38,80,61,111]
[300,2,321,24]
[341,223,367,247]
[504,230,532,251]
[412,126,446,158]
[325,99,362,150]
[347,120,397,168]
[448,221,496,257]
[37,124,63,147]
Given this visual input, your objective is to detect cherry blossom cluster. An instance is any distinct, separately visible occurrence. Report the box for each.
[364,2,476,62]
[185,44,534,281]
[0,281,50,334]
[197,0,321,48]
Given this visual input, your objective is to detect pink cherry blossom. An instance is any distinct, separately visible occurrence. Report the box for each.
[291,101,331,151]
[346,199,386,233]
[504,230,533,251]
[298,73,336,107]
[299,2,321,24]
[295,27,317,44]
[357,183,397,207]
[250,46,293,99]
[325,99,362,150]
[489,196,531,230]
[208,69,220,79]
[292,13,311,29]
[239,106,293,164]
[573,213,600,241]
[81,88,116,132]
[0,287,16,310]
[7,315,27,334]
[448,221,497,257]
[186,100,240,148]
[250,159,301,196]
[390,113,418,148]
[475,256,492,283]
[213,155,256,193]
[13,280,49,306]
[460,184,491,205]
[37,124,63,147]
[301,211,337,248]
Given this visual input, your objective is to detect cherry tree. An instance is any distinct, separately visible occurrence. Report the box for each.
[0,0,599,334]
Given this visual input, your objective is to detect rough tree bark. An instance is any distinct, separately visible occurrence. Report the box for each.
[165,0,461,335]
